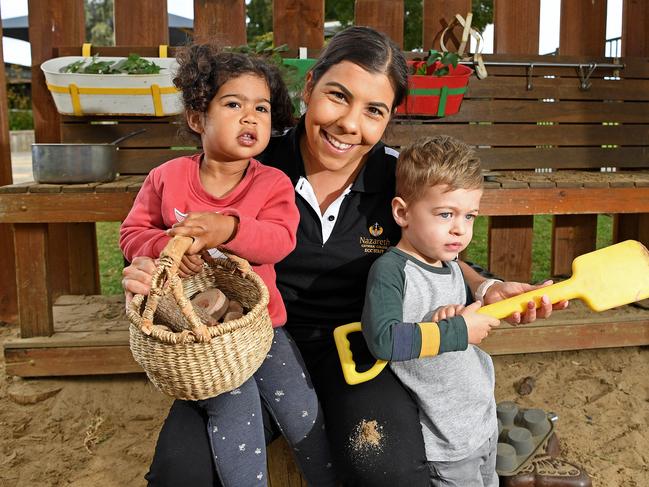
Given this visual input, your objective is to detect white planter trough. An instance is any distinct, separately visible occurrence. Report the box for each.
[41,56,183,117]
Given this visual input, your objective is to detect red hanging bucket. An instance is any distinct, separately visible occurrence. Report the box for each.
[396,61,473,117]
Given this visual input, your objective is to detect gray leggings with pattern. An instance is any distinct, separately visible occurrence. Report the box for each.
[197,327,337,487]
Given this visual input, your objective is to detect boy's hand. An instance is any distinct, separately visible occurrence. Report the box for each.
[461,301,500,345]
[168,212,238,254]
[431,304,465,322]
[179,254,204,278]
[484,280,569,325]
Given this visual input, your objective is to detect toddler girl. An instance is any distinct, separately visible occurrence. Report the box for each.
[120,44,336,487]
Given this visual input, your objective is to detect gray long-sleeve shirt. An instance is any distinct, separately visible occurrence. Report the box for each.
[362,247,497,462]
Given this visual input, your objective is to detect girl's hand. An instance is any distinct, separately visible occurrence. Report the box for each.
[461,301,500,345]
[179,254,204,278]
[484,280,569,325]
[168,212,238,254]
[122,256,156,307]
[431,304,465,322]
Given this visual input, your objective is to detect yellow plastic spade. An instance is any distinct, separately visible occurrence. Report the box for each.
[334,240,649,385]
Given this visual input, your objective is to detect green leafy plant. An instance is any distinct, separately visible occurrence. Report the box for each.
[60,54,161,74]
[413,49,460,77]
[226,40,304,117]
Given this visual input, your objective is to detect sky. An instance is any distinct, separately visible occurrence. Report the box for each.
[2,0,624,66]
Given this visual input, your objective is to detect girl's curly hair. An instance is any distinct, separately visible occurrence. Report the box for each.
[173,43,295,141]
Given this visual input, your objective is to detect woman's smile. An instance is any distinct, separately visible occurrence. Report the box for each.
[322,130,354,152]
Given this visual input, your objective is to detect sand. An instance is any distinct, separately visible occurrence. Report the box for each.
[1,321,648,487]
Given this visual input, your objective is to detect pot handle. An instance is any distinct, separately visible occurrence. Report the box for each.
[111,128,147,146]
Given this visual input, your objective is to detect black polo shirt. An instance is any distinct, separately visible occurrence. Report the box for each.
[258,121,400,340]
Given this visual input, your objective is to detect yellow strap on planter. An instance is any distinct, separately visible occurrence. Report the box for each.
[159,45,168,58]
[47,83,179,116]
[82,43,92,57]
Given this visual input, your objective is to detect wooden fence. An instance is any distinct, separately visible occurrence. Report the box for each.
[0,0,648,323]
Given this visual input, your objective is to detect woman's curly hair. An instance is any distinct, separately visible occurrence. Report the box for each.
[173,43,295,140]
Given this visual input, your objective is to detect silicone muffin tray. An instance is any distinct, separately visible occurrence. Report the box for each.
[496,401,555,476]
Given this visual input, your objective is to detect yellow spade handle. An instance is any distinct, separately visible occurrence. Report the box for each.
[477,278,577,319]
[335,278,579,385]
[333,322,387,385]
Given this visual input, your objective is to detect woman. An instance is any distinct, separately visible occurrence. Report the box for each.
[124,26,565,487]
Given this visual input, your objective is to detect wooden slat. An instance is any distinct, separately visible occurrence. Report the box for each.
[354,0,404,48]
[56,46,182,57]
[267,437,308,486]
[412,99,649,123]
[28,0,85,144]
[6,302,648,376]
[4,344,140,377]
[114,0,169,45]
[480,186,649,215]
[488,216,533,282]
[46,223,72,299]
[494,0,540,55]
[447,147,649,171]
[560,0,607,57]
[61,122,188,147]
[464,76,649,101]
[67,223,100,294]
[422,0,471,51]
[0,193,138,222]
[551,215,597,276]
[482,318,649,355]
[386,123,649,149]
[273,0,324,50]
[623,0,649,57]
[14,224,52,337]
[3,184,649,224]
[193,0,246,46]
[0,14,17,322]
[115,149,198,174]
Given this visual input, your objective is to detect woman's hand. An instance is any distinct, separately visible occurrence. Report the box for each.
[484,280,569,325]
[461,301,501,345]
[168,212,238,254]
[431,304,465,322]
[122,256,156,307]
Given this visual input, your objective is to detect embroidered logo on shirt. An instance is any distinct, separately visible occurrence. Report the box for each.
[369,222,383,237]
[360,222,390,254]
[174,208,187,222]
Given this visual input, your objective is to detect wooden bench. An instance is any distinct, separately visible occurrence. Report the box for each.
[2,53,649,376]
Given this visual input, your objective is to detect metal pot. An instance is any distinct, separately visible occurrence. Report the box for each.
[32,129,146,184]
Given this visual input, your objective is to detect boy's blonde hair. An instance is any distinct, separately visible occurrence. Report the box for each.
[396,135,483,202]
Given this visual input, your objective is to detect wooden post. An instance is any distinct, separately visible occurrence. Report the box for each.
[559,0,607,57]
[193,0,246,46]
[493,0,540,54]
[355,0,404,48]
[0,13,17,323]
[273,0,324,50]
[552,0,607,276]
[615,0,649,247]
[114,0,169,45]
[28,0,85,144]
[422,0,471,51]
[26,0,91,327]
[486,0,541,282]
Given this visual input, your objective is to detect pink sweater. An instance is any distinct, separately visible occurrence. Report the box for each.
[120,154,299,326]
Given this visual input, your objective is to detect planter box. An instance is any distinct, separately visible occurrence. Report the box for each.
[396,62,473,117]
[41,56,183,117]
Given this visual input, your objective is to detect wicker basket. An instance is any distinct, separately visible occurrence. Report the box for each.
[127,236,273,400]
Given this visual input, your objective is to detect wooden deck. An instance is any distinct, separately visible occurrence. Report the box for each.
[4,294,649,378]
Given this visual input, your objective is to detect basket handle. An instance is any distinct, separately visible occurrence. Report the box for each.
[137,236,212,342]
